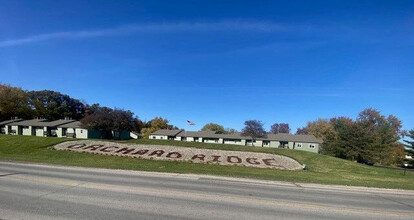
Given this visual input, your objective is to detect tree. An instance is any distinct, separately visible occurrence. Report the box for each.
[295,127,308,135]
[141,117,172,138]
[201,123,226,134]
[335,122,374,161]
[357,108,403,165]
[132,118,145,134]
[403,129,414,166]
[28,90,85,120]
[241,120,267,146]
[80,106,135,139]
[0,84,32,120]
[298,119,337,140]
[270,123,290,134]
[322,117,353,156]
[225,128,237,134]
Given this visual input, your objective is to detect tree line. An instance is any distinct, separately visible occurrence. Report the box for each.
[296,108,406,166]
[0,84,174,138]
[201,111,412,167]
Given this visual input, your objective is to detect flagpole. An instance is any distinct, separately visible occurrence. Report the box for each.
[185,120,195,142]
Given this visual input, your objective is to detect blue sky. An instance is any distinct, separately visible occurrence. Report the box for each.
[0,0,413,132]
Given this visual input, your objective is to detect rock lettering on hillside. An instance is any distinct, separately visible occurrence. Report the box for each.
[54,141,303,170]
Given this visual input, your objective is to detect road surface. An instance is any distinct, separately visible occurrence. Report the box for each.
[0,162,413,219]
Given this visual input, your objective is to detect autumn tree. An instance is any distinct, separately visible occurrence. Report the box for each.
[296,119,337,140]
[0,84,32,120]
[141,117,175,138]
[296,108,403,165]
[241,120,267,146]
[201,123,226,134]
[270,123,290,134]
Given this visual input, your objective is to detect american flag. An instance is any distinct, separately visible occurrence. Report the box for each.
[187,120,195,125]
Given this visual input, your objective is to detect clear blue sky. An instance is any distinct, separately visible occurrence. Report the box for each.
[0,0,413,132]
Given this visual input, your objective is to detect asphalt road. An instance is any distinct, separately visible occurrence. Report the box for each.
[0,162,413,220]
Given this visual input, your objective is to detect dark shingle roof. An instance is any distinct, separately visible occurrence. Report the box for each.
[177,130,322,143]
[9,119,75,127]
[177,130,217,138]
[151,129,183,136]
[221,132,245,139]
[9,119,49,126]
[43,119,75,127]
[0,118,23,126]
[151,129,322,143]
[57,121,82,128]
[265,133,323,143]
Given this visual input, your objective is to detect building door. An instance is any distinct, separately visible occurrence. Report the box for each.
[113,130,120,140]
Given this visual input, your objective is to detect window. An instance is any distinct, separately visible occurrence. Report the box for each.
[297,143,303,148]
[152,136,156,139]
[80,130,83,133]
[160,136,163,139]
[309,144,316,149]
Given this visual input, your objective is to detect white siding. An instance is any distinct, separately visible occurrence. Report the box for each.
[57,128,63,138]
[22,126,32,136]
[150,135,167,140]
[67,128,75,134]
[75,128,88,139]
[35,127,44,137]
[223,139,243,145]
[130,132,139,139]
[203,138,220,143]
[8,125,19,135]
[269,141,280,148]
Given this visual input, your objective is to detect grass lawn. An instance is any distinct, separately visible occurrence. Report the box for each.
[1,134,413,190]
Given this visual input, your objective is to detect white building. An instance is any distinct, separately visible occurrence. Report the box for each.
[0,118,23,134]
[150,129,323,153]
[6,118,75,137]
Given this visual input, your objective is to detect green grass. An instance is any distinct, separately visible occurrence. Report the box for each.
[1,134,413,190]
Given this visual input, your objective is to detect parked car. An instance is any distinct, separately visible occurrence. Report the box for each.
[357,158,374,166]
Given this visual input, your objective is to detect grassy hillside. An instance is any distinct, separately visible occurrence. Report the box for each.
[1,134,413,190]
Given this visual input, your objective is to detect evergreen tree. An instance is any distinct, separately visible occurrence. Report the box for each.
[403,129,414,166]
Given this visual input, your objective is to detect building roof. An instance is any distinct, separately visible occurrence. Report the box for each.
[151,129,183,136]
[9,119,75,127]
[0,118,23,126]
[222,132,246,139]
[43,119,76,127]
[9,119,49,126]
[265,133,323,143]
[154,129,322,143]
[151,129,322,143]
[57,121,82,128]
[176,130,217,138]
